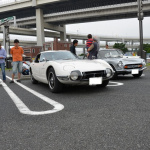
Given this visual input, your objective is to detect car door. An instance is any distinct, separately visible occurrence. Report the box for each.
[38,53,48,83]
[31,53,41,80]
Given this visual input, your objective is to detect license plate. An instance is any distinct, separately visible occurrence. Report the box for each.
[89,77,102,85]
[132,69,139,74]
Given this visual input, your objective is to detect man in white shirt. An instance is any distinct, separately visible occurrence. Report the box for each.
[22,62,30,75]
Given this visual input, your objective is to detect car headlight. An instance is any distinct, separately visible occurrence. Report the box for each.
[142,59,146,66]
[117,61,124,68]
[106,68,112,77]
[70,71,81,81]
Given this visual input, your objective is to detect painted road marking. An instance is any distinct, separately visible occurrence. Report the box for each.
[108,81,124,87]
[0,77,64,115]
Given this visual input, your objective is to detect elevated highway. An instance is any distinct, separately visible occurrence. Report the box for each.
[0,0,150,47]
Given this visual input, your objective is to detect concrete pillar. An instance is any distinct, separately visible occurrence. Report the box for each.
[83,40,86,54]
[60,25,66,41]
[68,35,71,42]
[106,41,108,49]
[36,8,45,47]
[122,38,125,44]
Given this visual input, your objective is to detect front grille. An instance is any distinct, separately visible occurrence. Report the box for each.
[82,70,105,80]
[124,64,142,69]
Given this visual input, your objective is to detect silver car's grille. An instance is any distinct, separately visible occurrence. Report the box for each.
[82,70,106,80]
[124,64,142,69]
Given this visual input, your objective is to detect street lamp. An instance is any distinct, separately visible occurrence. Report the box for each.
[137,0,144,59]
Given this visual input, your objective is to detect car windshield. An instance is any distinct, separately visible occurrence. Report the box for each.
[98,50,123,58]
[43,51,78,61]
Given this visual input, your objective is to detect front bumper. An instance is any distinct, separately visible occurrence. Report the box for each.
[116,67,147,75]
[57,71,114,85]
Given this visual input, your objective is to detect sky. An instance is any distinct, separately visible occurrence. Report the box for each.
[0,0,150,39]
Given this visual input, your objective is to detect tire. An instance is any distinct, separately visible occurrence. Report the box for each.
[132,71,143,78]
[48,68,63,93]
[96,80,109,88]
[31,73,38,84]
[110,65,117,79]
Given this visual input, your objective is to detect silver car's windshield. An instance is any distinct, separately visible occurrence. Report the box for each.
[43,51,78,61]
[98,50,123,58]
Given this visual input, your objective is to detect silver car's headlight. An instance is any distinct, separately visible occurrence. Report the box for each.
[70,71,81,81]
[106,68,112,77]
[142,59,146,66]
[118,61,124,68]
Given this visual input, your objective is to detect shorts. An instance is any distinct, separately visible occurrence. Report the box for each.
[12,61,23,74]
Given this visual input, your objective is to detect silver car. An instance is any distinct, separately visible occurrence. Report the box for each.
[97,49,147,78]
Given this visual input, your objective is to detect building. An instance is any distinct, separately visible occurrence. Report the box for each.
[23,46,42,61]
[44,38,72,51]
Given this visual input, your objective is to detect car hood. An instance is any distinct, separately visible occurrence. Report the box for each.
[104,57,143,64]
[54,59,108,72]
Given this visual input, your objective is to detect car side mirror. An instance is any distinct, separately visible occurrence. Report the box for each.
[42,58,46,62]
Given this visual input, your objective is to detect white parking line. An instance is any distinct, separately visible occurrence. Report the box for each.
[108,81,124,87]
[0,77,64,115]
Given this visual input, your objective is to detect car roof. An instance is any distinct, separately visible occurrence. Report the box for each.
[99,49,119,51]
[41,50,69,54]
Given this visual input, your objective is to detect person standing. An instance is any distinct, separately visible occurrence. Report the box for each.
[10,39,24,83]
[0,43,7,82]
[86,34,93,58]
[70,40,78,55]
[87,37,99,60]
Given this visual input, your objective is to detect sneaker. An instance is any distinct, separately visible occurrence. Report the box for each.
[10,80,14,83]
[16,80,21,83]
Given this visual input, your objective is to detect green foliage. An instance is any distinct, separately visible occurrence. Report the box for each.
[113,43,128,53]
[143,43,150,53]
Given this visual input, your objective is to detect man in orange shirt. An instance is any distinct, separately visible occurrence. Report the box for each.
[10,39,24,83]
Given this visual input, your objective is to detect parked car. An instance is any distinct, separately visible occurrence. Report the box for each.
[30,50,114,93]
[97,49,146,79]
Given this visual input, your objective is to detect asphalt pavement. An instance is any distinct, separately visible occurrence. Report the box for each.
[0,70,150,150]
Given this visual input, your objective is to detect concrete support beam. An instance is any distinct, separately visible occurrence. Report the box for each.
[44,23,65,32]
[67,35,71,42]
[36,8,45,47]
[32,0,37,6]
[60,25,66,41]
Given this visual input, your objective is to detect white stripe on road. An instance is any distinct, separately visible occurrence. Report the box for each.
[0,77,64,115]
[108,81,124,87]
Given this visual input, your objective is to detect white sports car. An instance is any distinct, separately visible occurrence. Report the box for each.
[30,51,114,93]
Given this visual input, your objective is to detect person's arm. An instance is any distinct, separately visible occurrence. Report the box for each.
[88,44,94,52]
[0,49,7,59]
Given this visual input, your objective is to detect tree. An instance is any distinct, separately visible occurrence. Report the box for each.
[113,43,128,53]
[143,43,150,53]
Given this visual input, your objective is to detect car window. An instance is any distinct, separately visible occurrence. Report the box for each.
[34,54,41,63]
[44,51,78,61]
[39,53,46,62]
[98,50,123,58]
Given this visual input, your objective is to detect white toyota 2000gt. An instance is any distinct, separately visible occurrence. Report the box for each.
[30,51,114,93]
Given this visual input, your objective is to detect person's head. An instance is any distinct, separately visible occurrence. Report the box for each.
[14,39,19,47]
[73,40,78,46]
[87,34,92,39]
[93,37,98,42]
[0,43,1,49]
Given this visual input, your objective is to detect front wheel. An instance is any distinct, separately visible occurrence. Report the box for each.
[132,71,143,78]
[96,80,109,88]
[31,73,38,84]
[48,68,63,93]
